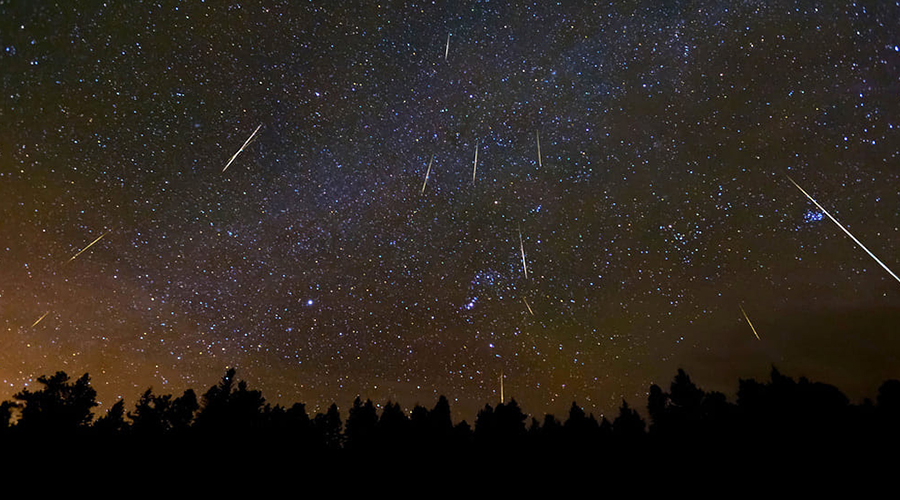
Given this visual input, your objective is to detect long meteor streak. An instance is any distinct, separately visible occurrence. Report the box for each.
[67,230,110,263]
[523,298,534,316]
[421,154,434,194]
[739,305,760,340]
[472,141,479,184]
[536,130,542,167]
[445,33,450,60]
[519,229,528,278]
[223,124,262,172]
[31,311,50,328]
[787,175,900,285]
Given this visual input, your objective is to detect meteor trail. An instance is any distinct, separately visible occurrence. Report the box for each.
[536,130,542,167]
[523,298,534,316]
[519,229,528,278]
[739,305,760,340]
[31,311,50,328]
[787,175,900,285]
[223,124,262,172]
[472,141,479,185]
[445,33,450,60]
[421,154,434,195]
[67,230,110,263]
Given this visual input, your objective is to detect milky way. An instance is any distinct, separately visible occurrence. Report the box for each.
[2,1,899,420]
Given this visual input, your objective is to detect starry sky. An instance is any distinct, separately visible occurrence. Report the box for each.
[2,1,899,420]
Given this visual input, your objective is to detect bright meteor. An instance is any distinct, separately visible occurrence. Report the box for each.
[67,230,110,263]
[519,229,528,279]
[739,305,760,340]
[421,154,434,195]
[31,311,50,328]
[787,175,900,285]
[223,124,262,172]
[472,141,479,185]
[523,298,534,316]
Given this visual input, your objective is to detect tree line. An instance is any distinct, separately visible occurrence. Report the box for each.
[2,366,898,474]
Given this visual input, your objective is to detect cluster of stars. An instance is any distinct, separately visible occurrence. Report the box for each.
[0,2,899,420]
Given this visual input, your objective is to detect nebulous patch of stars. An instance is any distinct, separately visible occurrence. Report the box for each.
[1,2,899,419]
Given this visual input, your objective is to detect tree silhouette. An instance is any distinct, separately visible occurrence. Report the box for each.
[129,388,198,436]
[94,399,128,436]
[345,397,378,450]
[429,395,454,438]
[313,403,343,451]
[612,400,645,442]
[13,371,97,433]
[195,368,265,433]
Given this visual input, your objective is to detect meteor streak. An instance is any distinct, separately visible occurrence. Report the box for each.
[787,175,900,285]
[421,154,434,195]
[31,311,50,328]
[523,298,534,316]
[536,130,542,167]
[223,124,262,172]
[472,141,479,184]
[67,230,110,263]
[519,229,528,278]
[445,33,450,60]
[739,305,760,340]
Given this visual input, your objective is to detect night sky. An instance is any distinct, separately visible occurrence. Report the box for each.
[2,1,899,421]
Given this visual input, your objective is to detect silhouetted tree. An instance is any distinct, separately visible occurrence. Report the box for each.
[94,399,128,436]
[345,397,378,450]
[495,399,528,439]
[195,368,265,434]
[14,372,97,433]
[647,383,669,435]
[313,403,343,450]
[474,403,495,439]
[612,400,645,443]
[428,395,453,437]
[877,380,900,416]
[0,401,15,432]
[410,404,429,434]
[129,388,172,436]
[169,389,198,433]
[378,401,408,444]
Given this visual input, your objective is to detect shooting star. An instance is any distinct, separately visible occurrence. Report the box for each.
[523,298,534,316]
[421,154,434,195]
[445,33,450,61]
[472,141,479,185]
[223,124,262,172]
[67,230,110,263]
[31,311,50,328]
[787,175,900,285]
[519,229,528,279]
[739,305,761,340]
[536,130,542,167]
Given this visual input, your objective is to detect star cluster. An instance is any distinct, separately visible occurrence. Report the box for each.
[2,1,899,419]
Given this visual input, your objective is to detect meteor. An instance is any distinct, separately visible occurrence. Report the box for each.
[536,130,542,167]
[739,305,760,340]
[421,154,434,195]
[519,229,528,279]
[31,311,50,328]
[523,298,534,316]
[472,141,479,185]
[223,124,262,172]
[445,33,450,61]
[787,175,900,285]
[67,230,110,263]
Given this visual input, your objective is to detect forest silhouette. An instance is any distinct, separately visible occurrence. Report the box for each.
[2,367,896,480]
